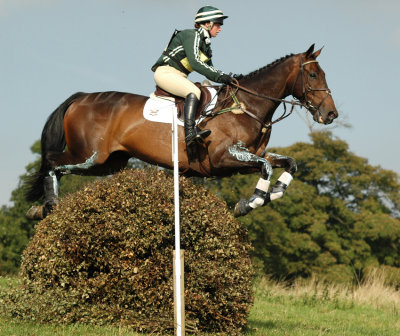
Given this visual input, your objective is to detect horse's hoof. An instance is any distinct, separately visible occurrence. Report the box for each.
[234,199,253,217]
[26,205,45,220]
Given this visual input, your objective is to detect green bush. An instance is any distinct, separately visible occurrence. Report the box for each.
[3,169,254,335]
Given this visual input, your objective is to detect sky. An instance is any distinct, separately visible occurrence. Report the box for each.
[1,0,400,206]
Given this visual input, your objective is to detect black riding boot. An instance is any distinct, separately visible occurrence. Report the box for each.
[184,93,211,146]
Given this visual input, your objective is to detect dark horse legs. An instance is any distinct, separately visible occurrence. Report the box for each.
[25,171,60,220]
[26,145,297,219]
[26,152,99,220]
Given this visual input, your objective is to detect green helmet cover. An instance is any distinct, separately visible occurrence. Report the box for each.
[195,6,228,24]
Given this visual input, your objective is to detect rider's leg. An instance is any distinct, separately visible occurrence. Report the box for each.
[183,93,211,145]
[154,65,211,145]
[154,65,201,98]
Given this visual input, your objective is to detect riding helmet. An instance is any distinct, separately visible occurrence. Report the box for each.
[195,6,228,25]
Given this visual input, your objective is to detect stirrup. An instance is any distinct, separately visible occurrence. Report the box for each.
[185,128,211,146]
[196,128,211,139]
[185,133,198,146]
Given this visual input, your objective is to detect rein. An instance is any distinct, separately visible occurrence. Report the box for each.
[228,80,300,130]
[219,55,332,130]
[206,55,332,157]
[208,81,299,133]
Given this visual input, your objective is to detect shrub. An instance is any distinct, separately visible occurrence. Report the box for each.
[3,169,254,335]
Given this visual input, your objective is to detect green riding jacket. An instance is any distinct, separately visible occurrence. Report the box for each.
[151,27,225,83]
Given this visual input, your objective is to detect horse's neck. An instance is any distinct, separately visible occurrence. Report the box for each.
[242,58,296,100]
[237,57,297,123]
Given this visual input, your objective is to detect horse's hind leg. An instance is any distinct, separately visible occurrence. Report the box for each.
[41,152,99,215]
[42,171,60,217]
[26,170,60,220]
[27,151,100,220]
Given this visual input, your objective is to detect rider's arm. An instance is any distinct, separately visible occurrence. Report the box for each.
[181,30,224,83]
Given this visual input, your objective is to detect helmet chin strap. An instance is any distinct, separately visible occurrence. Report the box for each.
[200,22,213,31]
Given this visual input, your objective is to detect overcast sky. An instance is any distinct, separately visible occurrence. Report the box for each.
[1,0,399,206]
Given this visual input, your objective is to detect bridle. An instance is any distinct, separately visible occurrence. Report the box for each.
[228,54,332,128]
[291,57,332,122]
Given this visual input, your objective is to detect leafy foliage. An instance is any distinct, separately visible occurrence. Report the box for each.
[206,131,400,283]
[3,169,254,335]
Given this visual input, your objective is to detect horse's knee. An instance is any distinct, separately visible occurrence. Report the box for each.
[261,161,273,180]
[286,157,297,175]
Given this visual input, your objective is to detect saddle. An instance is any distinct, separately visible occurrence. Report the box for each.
[154,83,213,121]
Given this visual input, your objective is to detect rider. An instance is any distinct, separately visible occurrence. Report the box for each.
[151,6,233,146]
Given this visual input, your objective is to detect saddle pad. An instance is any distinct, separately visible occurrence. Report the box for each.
[143,87,218,125]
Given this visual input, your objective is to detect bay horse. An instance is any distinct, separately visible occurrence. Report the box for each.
[25,44,338,219]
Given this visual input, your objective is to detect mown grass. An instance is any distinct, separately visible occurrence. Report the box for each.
[1,272,400,335]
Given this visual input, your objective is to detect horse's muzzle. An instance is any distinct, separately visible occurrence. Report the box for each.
[318,110,337,124]
[325,110,338,124]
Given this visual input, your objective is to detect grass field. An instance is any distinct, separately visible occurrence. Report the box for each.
[1,273,400,335]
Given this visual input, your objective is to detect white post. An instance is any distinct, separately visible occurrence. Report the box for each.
[172,110,184,336]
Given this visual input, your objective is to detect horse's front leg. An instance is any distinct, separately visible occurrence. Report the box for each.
[233,150,297,217]
[264,151,297,200]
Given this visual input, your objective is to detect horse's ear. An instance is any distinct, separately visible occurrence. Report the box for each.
[305,44,315,58]
[312,46,324,59]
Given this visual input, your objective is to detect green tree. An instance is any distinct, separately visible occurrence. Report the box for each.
[206,131,400,283]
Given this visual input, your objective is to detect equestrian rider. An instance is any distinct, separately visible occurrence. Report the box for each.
[152,6,233,146]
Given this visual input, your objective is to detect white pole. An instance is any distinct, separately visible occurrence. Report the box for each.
[172,109,183,336]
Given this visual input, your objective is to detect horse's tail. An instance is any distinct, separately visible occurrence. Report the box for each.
[25,92,86,202]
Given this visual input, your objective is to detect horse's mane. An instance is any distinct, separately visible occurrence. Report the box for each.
[236,53,295,80]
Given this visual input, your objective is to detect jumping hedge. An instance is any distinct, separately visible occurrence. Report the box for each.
[3,168,254,335]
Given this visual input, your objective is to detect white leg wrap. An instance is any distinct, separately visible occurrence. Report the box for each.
[270,172,293,201]
[249,197,265,208]
[249,178,270,209]
[278,172,293,186]
[270,191,283,201]
[255,178,270,192]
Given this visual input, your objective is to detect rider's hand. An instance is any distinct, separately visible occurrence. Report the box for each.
[218,74,233,84]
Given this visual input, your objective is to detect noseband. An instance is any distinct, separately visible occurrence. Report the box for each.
[293,57,332,120]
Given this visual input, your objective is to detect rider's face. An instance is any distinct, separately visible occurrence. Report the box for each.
[208,23,222,38]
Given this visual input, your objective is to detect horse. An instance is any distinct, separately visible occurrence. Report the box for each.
[25,44,338,220]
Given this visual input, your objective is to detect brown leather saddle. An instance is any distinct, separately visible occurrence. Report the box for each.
[154,83,213,122]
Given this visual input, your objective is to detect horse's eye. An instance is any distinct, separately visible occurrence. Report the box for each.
[309,72,317,79]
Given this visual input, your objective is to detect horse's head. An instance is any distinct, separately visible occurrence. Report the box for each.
[291,44,338,125]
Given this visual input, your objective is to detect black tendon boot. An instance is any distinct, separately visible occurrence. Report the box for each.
[43,174,59,217]
[184,93,211,146]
